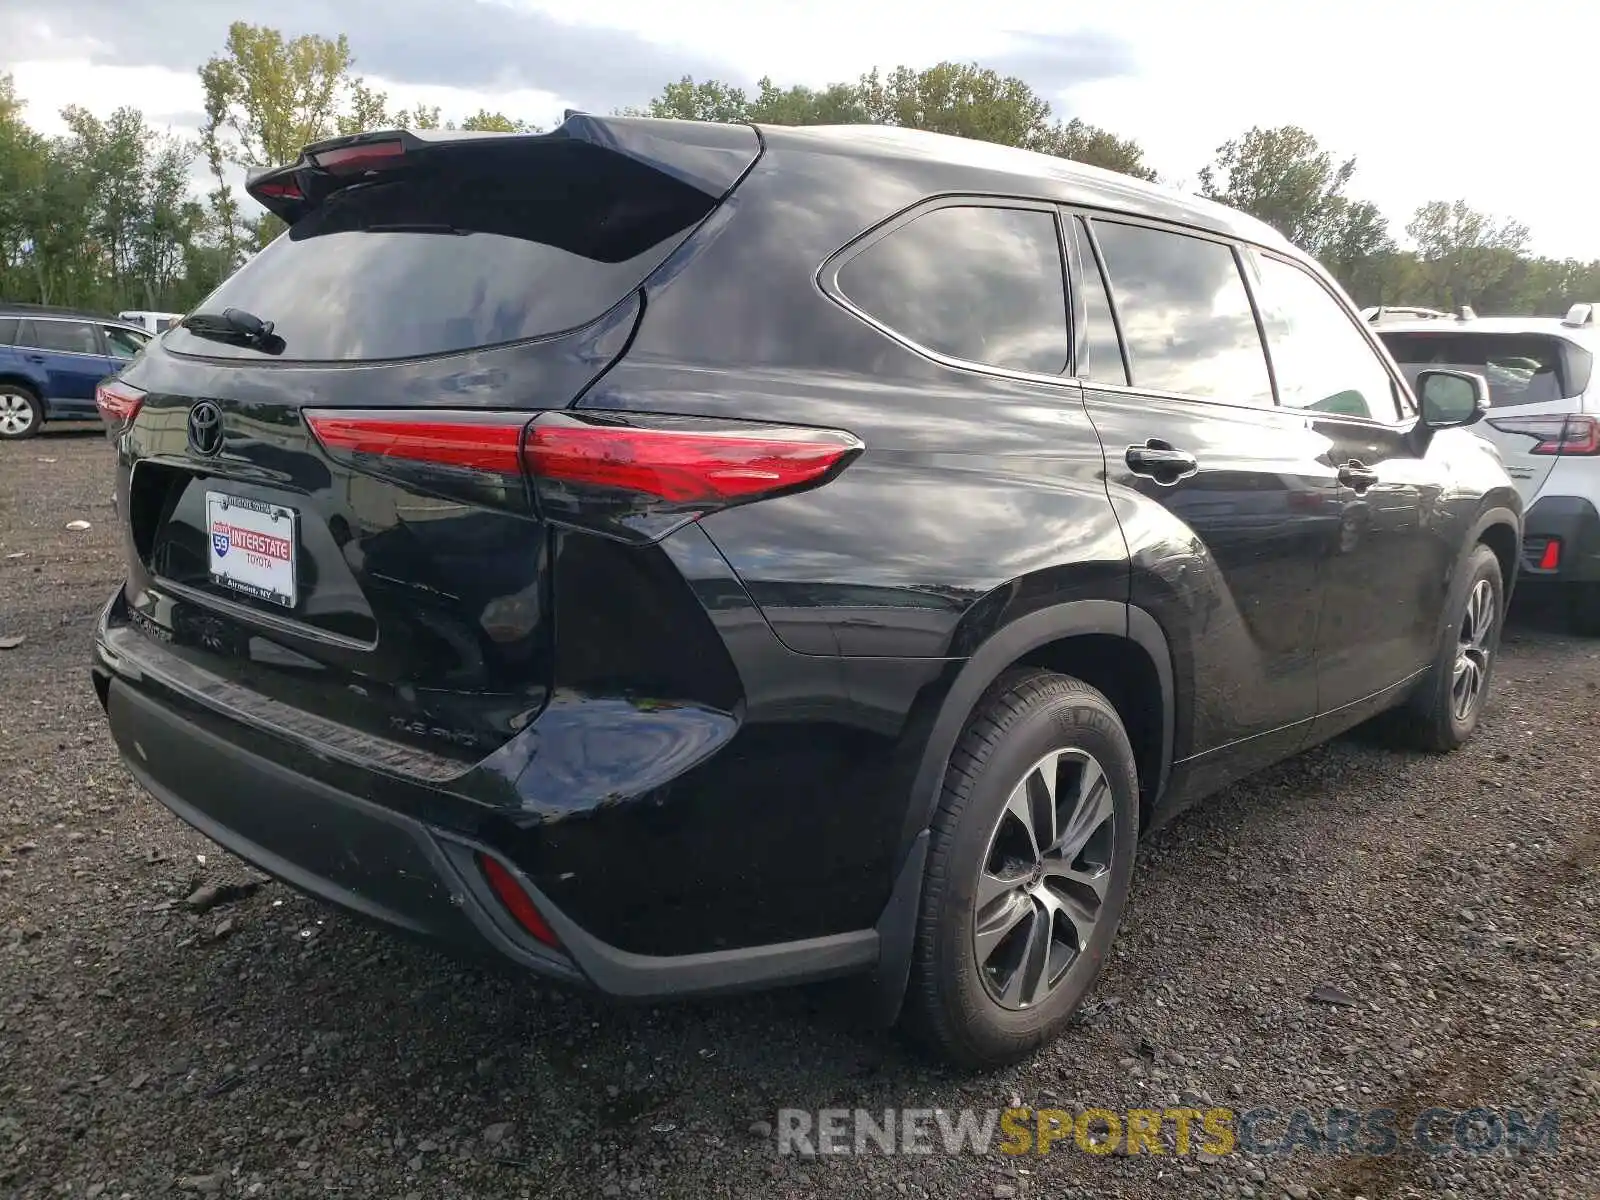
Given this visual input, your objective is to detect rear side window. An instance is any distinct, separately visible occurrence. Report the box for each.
[836,204,1069,375]
[1249,252,1402,422]
[24,319,100,355]
[1091,221,1272,405]
[1378,331,1583,408]
[168,141,722,362]
[0,318,17,346]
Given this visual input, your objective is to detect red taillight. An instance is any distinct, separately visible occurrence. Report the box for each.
[1539,539,1562,570]
[524,414,862,505]
[303,409,862,537]
[1489,414,1600,455]
[95,379,144,427]
[305,410,525,473]
[311,140,405,173]
[478,854,559,948]
[524,412,863,542]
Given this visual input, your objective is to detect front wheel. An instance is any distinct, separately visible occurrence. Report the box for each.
[0,386,42,440]
[1398,543,1505,751]
[906,669,1139,1068]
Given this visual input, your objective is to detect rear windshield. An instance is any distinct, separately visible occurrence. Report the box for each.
[166,141,719,362]
[1378,331,1589,407]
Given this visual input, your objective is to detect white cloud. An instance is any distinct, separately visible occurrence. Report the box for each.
[7,60,204,138]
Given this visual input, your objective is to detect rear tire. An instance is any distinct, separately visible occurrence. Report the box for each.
[1397,543,1504,752]
[0,385,42,440]
[1566,583,1600,637]
[906,668,1138,1069]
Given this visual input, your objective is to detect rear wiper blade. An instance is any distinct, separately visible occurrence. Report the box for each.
[181,307,281,350]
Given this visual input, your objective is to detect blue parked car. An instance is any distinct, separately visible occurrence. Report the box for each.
[0,305,153,439]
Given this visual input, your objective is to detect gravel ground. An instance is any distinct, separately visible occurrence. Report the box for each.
[1,431,1596,1200]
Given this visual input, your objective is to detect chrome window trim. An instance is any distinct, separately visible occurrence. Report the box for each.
[816,193,1080,391]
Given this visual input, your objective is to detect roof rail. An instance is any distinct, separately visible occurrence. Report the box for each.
[1365,305,1455,324]
[1562,303,1594,327]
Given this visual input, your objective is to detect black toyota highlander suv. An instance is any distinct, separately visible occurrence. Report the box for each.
[91,116,1522,1067]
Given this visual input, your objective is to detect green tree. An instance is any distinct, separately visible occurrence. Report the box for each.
[339,80,395,136]
[1513,257,1600,315]
[855,63,1052,148]
[198,22,359,257]
[1405,199,1531,310]
[59,106,149,306]
[456,109,539,133]
[1318,200,1396,303]
[1197,125,1363,253]
[0,74,52,302]
[0,88,209,311]
[633,63,1157,180]
[638,77,755,123]
[748,78,866,125]
[1037,117,1157,182]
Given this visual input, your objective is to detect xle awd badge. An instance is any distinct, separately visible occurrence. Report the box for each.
[187,401,223,456]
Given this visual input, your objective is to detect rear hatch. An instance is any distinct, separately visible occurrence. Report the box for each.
[1378,327,1596,504]
[106,117,759,778]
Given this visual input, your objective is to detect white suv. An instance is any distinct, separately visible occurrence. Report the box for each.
[1373,304,1600,635]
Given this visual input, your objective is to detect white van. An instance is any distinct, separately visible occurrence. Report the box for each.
[117,310,184,334]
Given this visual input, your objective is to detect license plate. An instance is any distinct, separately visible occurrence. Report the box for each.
[206,492,297,608]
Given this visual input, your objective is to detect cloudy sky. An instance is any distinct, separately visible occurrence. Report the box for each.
[4,0,1594,258]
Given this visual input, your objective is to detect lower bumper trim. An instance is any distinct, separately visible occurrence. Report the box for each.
[104,671,879,999]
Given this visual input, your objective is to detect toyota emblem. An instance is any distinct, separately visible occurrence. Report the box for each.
[187,401,223,457]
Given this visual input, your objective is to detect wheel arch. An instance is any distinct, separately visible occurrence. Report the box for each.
[0,374,43,400]
[1472,506,1520,597]
[872,599,1174,1023]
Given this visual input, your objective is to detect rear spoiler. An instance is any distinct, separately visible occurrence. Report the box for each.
[246,114,760,224]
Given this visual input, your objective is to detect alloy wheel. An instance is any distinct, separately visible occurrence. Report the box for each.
[973,747,1116,1010]
[0,391,36,437]
[1452,577,1496,722]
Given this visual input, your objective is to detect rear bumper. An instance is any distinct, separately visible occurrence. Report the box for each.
[1521,495,1600,583]
[103,673,584,985]
[93,592,881,999]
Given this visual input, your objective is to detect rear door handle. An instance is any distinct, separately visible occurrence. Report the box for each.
[1338,461,1380,490]
[24,353,46,363]
[1125,440,1199,483]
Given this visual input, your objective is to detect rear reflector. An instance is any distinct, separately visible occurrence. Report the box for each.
[478,854,559,947]
[95,379,145,427]
[1539,539,1562,570]
[1489,414,1600,455]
